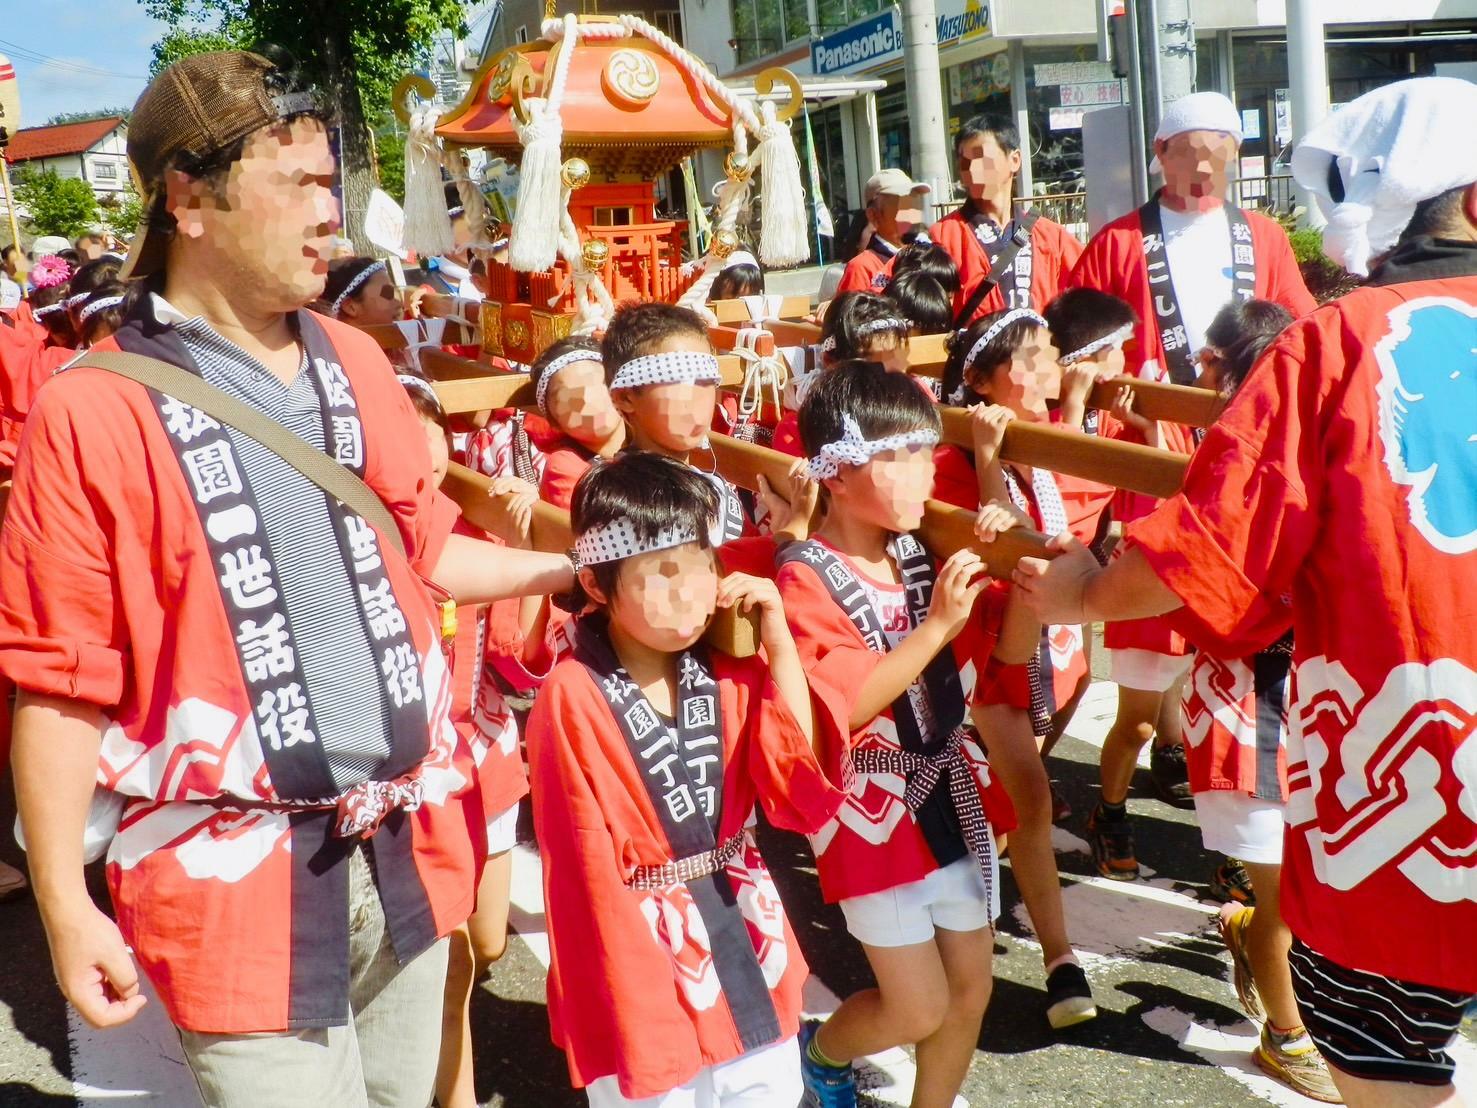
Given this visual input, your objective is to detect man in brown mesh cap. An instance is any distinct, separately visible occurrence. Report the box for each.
[0,51,573,1107]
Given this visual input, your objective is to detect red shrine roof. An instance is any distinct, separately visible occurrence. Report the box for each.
[5,116,125,163]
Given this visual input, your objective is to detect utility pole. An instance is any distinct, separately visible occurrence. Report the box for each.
[1136,0,1195,186]
[1287,0,1330,226]
[899,0,952,218]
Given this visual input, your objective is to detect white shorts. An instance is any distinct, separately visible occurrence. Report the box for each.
[584,1035,800,1107]
[1193,790,1285,865]
[1109,648,1193,693]
[839,855,998,948]
[486,801,520,857]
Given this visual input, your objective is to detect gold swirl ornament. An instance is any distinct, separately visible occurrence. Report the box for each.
[602,48,660,109]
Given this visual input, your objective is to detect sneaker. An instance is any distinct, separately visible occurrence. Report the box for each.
[799,1019,857,1108]
[1208,857,1256,906]
[1086,805,1139,880]
[1149,743,1194,808]
[1255,1024,1344,1103]
[1045,962,1098,1029]
[1049,780,1072,823]
[1218,905,1265,1022]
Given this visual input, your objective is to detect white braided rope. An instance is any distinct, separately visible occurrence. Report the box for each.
[732,327,788,428]
[806,415,939,480]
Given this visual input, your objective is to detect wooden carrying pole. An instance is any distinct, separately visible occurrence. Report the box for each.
[439,462,761,658]
[708,295,813,324]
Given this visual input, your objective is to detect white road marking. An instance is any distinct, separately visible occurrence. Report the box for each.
[68,970,200,1106]
[1142,1006,1477,1107]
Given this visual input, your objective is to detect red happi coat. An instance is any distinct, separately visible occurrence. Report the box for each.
[930,210,1084,323]
[1128,272,1477,991]
[525,645,847,1099]
[0,312,483,1032]
[0,316,74,470]
[836,242,895,296]
[1180,643,1291,800]
[777,538,1014,904]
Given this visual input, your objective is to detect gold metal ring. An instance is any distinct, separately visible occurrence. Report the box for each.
[753,68,803,123]
[391,75,437,125]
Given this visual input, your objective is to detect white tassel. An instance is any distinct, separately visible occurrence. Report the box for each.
[402,105,455,258]
[509,101,564,271]
[755,101,810,268]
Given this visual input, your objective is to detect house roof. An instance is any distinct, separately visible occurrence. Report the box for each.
[5,117,126,164]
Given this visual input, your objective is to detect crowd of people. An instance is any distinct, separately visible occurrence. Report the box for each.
[0,46,1471,1108]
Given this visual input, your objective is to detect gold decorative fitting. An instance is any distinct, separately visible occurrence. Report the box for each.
[391,74,438,125]
[710,228,740,260]
[724,152,752,182]
[560,157,592,191]
[603,49,661,110]
[753,68,803,123]
[482,303,505,356]
[581,238,611,270]
[505,319,530,350]
[486,52,520,105]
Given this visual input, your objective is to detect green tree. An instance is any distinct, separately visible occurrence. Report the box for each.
[99,186,146,239]
[45,107,134,127]
[13,167,100,239]
[141,0,468,245]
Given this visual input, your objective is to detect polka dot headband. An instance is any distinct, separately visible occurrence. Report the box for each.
[608,350,721,392]
[1059,322,1133,366]
[574,518,700,566]
[330,260,387,317]
[79,295,125,323]
[961,308,1047,376]
[535,349,601,415]
[806,414,939,480]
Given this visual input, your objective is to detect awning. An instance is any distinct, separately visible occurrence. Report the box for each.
[726,74,890,109]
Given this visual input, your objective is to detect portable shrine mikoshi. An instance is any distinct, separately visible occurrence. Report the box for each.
[394,12,812,363]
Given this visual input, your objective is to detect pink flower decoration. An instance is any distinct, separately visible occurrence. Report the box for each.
[31,255,74,289]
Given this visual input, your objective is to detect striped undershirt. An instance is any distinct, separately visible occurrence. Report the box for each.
[173,316,391,789]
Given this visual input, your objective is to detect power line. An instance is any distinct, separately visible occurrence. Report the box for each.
[0,37,150,81]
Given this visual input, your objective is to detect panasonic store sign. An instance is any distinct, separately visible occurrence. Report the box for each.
[811,9,905,76]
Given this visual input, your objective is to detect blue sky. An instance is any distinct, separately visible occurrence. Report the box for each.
[1,2,171,126]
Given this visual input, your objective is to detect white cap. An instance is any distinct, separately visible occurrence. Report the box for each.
[30,235,71,258]
[1291,77,1477,276]
[1150,92,1243,173]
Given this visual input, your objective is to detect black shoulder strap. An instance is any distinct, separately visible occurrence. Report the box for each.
[954,211,1040,328]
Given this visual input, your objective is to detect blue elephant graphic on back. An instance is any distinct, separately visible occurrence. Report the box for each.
[1375,298,1477,554]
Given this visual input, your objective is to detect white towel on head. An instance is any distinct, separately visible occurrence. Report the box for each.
[1291,77,1477,276]
[1149,92,1242,174]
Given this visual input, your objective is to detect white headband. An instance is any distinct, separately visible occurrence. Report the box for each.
[330,260,388,316]
[806,414,939,480]
[65,292,90,309]
[79,295,125,323]
[856,318,909,339]
[31,302,65,319]
[961,309,1047,374]
[1059,322,1134,366]
[536,349,601,415]
[608,350,721,392]
[820,335,837,354]
[397,374,442,409]
[574,518,700,566]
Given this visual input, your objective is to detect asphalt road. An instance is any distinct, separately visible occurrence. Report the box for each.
[0,682,1471,1107]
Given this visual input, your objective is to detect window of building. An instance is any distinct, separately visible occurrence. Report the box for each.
[91,160,118,181]
[815,0,885,35]
[730,0,810,64]
[653,8,683,43]
[514,24,529,44]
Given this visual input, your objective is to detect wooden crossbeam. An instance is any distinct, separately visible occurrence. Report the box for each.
[421,348,506,382]
[706,433,1051,579]
[434,372,535,413]
[356,319,477,351]
[708,295,813,323]
[936,407,1188,500]
[440,462,759,657]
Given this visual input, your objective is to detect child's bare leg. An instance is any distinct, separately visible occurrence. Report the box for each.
[1100,687,1162,805]
[910,926,994,1108]
[1240,861,1300,1031]
[467,850,514,972]
[811,941,949,1063]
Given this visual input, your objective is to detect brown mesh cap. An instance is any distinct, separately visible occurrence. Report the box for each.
[120,51,318,280]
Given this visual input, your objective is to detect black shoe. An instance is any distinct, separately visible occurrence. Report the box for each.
[1045,962,1098,1029]
[1086,805,1139,880]
[1149,743,1194,808]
